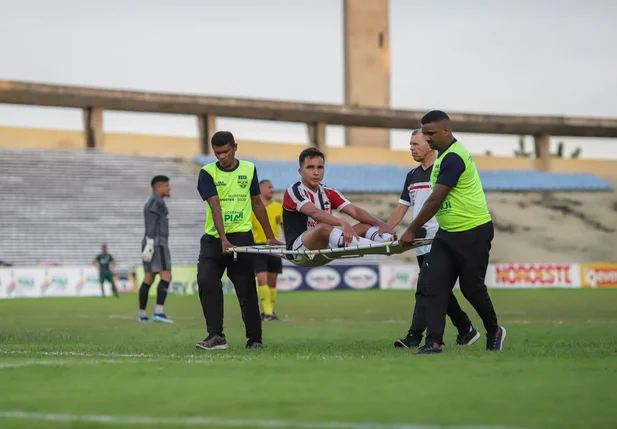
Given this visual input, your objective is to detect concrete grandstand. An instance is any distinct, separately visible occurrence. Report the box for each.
[1,146,615,268]
[0,148,203,267]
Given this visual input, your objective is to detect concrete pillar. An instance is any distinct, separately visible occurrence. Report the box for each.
[307,122,326,153]
[197,114,216,155]
[343,0,390,148]
[534,133,551,172]
[83,107,104,150]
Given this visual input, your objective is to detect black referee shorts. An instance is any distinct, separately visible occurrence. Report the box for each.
[253,251,283,275]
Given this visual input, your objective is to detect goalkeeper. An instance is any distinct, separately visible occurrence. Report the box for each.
[139,175,174,324]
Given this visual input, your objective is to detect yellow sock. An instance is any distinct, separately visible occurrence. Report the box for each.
[269,287,277,312]
[258,285,273,315]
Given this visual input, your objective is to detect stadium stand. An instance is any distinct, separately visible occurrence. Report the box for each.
[193,155,614,193]
[0,148,204,266]
[1,148,615,267]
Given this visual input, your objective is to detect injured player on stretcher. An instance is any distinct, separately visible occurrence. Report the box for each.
[280,148,397,266]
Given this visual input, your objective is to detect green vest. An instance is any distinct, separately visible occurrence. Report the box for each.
[203,160,255,238]
[430,141,492,232]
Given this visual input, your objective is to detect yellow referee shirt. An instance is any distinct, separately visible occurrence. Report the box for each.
[250,201,283,244]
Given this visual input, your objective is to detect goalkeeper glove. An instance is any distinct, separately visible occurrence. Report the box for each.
[141,238,154,262]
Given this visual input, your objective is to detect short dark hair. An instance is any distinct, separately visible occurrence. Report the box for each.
[259,179,271,185]
[151,175,169,188]
[421,110,450,125]
[299,147,325,167]
[211,131,236,148]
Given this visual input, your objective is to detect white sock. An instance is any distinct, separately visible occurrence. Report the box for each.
[329,228,377,248]
[349,236,376,247]
[155,304,164,314]
[365,226,393,243]
[328,228,344,248]
[139,309,147,318]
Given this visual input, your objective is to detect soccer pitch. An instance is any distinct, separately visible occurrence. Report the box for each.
[1,289,616,429]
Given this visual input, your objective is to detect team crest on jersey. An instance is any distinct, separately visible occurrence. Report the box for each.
[237,175,248,189]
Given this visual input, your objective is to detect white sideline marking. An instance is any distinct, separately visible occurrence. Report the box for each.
[0,410,525,429]
[108,314,197,321]
[0,350,159,359]
[45,313,196,321]
[108,315,136,320]
[0,361,63,369]
[0,359,128,369]
[0,350,363,362]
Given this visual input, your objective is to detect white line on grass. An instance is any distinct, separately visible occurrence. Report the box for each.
[45,313,196,321]
[0,410,525,429]
[107,314,197,321]
[0,350,158,358]
[0,350,364,362]
[0,350,257,363]
[0,359,129,369]
[0,361,64,369]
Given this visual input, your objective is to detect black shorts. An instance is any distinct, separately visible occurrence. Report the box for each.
[253,253,283,274]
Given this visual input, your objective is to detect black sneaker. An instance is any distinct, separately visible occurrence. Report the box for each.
[271,312,280,321]
[416,343,443,355]
[394,334,421,348]
[262,314,275,322]
[196,334,228,350]
[456,325,481,345]
[486,326,507,351]
[246,339,264,349]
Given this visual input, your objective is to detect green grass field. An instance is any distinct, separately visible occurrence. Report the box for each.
[1,289,616,429]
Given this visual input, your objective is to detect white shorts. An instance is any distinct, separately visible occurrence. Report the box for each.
[287,232,331,267]
[288,233,311,266]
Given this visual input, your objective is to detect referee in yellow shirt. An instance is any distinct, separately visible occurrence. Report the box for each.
[250,179,284,321]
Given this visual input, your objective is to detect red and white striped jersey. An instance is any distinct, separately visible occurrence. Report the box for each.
[282,181,351,249]
[399,165,438,256]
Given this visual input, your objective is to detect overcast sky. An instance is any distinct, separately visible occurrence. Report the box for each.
[1,0,616,159]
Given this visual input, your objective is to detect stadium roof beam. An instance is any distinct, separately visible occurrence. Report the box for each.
[2,80,617,168]
[3,80,617,136]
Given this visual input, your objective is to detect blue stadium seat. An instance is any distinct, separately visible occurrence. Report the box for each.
[192,156,614,192]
